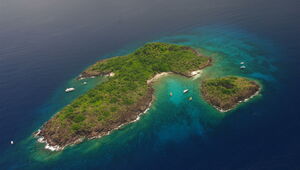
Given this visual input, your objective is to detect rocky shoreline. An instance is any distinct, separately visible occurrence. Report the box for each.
[213,88,261,112]
[201,77,260,112]
[35,86,154,151]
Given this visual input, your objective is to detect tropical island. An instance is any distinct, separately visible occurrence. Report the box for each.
[35,42,260,151]
[201,76,260,112]
[36,42,212,150]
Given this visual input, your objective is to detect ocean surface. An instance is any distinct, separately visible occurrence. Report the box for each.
[0,0,300,169]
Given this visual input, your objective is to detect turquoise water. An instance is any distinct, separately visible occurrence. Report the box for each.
[1,25,285,169]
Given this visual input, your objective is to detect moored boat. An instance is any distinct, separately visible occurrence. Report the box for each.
[65,88,75,92]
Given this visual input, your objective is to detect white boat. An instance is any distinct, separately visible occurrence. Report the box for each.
[183,89,189,93]
[240,62,245,65]
[240,65,246,69]
[83,82,87,85]
[189,97,193,101]
[10,140,14,144]
[65,88,75,92]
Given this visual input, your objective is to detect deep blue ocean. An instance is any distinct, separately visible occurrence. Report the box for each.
[0,0,300,169]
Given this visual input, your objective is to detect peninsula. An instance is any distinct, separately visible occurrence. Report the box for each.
[201,76,260,112]
[36,42,212,150]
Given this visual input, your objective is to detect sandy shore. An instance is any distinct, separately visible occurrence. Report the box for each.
[190,70,203,79]
[147,72,172,84]
[147,69,203,84]
[190,70,202,76]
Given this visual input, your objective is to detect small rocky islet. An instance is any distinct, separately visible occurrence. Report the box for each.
[36,42,260,150]
[201,76,260,112]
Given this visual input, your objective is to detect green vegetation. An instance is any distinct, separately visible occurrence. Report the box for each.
[201,76,260,111]
[40,42,211,147]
